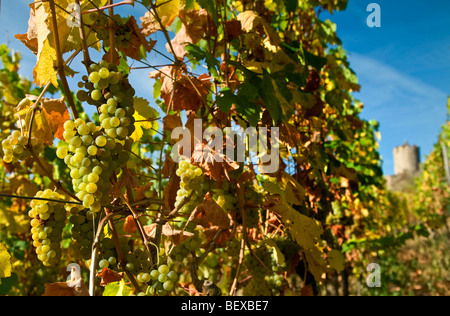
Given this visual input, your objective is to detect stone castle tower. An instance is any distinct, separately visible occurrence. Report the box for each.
[394,141,420,175]
[386,141,421,191]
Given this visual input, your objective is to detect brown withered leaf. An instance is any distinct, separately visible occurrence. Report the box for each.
[190,194,231,230]
[140,11,161,36]
[163,113,183,134]
[165,73,211,112]
[15,5,38,54]
[225,19,243,41]
[135,183,153,201]
[168,9,216,59]
[191,142,239,186]
[111,168,139,199]
[144,222,194,245]
[97,268,124,287]
[123,215,137,234]
[119,16,156,60]
[301,285,315,296]
[151,67,211,112]
[43,280,89,296]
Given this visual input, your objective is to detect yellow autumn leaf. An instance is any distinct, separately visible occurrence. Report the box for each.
[0,243,12,280]
[155,0,181,27]
[131,97,160,142]
[30,0,106,87]
[304,246,327,282]
[269,199,323,251]
[327,249,345,272]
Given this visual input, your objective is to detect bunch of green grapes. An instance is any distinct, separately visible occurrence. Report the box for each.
[97,237,118,270]
[170,233,203,262]
[264,273,285,294]
[90,13,133,49]
[58,118,110,211]
[244,182,265,228]
[245,246,273,281]
[29,190,68,266]
[214,181,237,213]
[68,205,97,260]
[1,130,43,163]
[175,160,207,215]
[145,264,179,296]
[124,248,152,275]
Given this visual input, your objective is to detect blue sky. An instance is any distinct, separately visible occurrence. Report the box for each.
[0,0,449,175]
[321,0,450,174]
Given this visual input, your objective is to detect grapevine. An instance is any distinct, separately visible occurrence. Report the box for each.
[0,0,447,299]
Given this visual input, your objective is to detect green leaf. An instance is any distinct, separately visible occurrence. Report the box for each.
[216,87,235,113]
[304,50,327,71]
[185,44,220,78]
[197,0,219,25]
[260,69,282,122]
[103,280,132,296]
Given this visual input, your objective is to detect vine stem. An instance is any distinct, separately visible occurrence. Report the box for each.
[120,193,155,268]
[108,0,117,65]
[82,0,134,14]
[48,0,79,119]
[0,193,81,205]
[229,237,245,296]
[26,81,52,147]
[74,0,92,71]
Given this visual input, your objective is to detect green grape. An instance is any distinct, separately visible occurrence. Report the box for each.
[99,259,109,269]
[99,67,110,79]
[29,190,67,266]
[1,131,42,163]
[91,89,103,101]
[56,146,68,160]
[89,71,101,84]
[95,136,107,147]
[174,159,207,215]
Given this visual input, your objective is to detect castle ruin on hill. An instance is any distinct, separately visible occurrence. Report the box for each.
[385,141,421,191]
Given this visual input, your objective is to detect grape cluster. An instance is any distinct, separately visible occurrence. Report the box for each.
[125,248,152,275]
[29,190,67,266]
[1,130,43,163]
[145,264,179,296]
[171,233,203,262]
[175,160,207,215]
[58,118,110,211]
[60,59,136,210]
[68,205,97,260]
[264,273,285,293]
[214,181,237,213]
[97,237,118,270]
[90,13,133,49]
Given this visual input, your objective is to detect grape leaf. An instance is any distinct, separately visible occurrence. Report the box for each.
[327,249,345,272]
[131,97,159,142]
[43,280,89,296]
[269,199,323,250]
[155,0,181,28]
[97,268,124,287]
[103,280,132,296]
[16,96,69,145]
[0,243,11,280]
